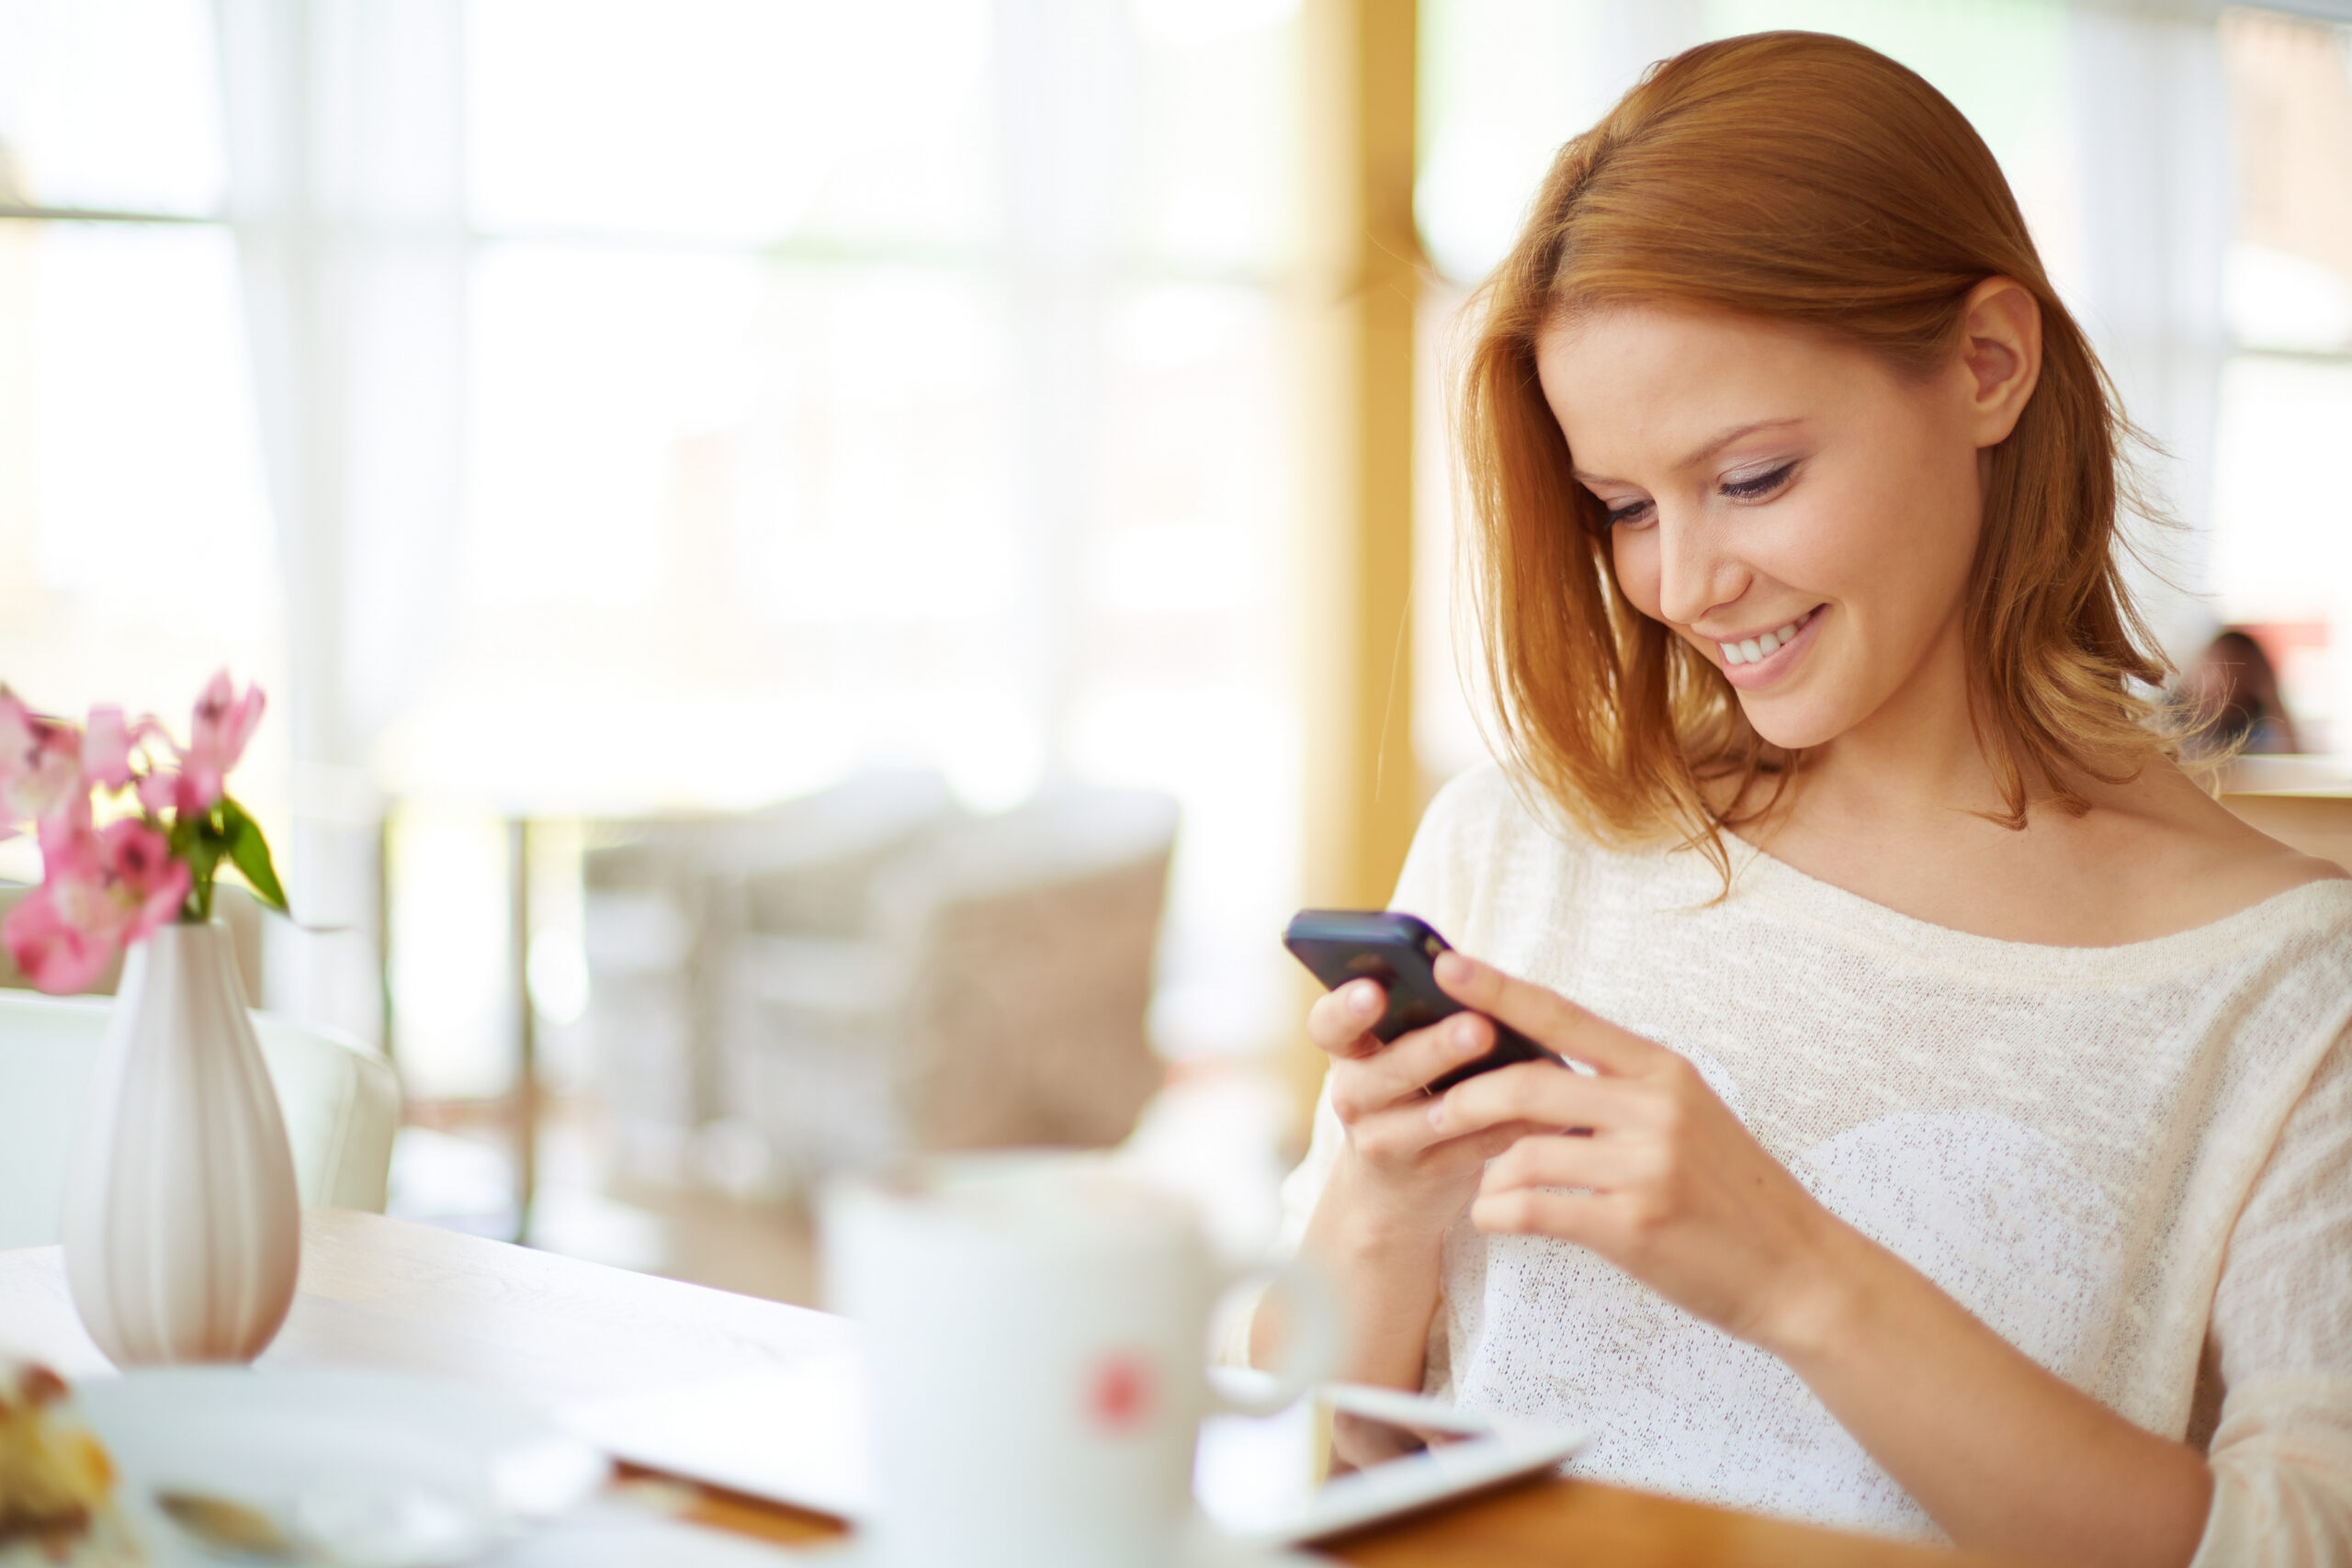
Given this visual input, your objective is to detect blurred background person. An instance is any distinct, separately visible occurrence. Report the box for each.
[2183,626,2304,756]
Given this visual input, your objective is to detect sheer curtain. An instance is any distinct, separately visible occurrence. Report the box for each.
[2069,1,2232,660]
[0,0,286,886]
[204,0,1313,1077]
[213,0,466,1044]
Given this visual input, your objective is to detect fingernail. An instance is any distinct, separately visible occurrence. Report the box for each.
[1426,1098,1447,1130]
[1349,981,1379,1014]
[1435,952,1467,983]
[1453,1016,1483,1055]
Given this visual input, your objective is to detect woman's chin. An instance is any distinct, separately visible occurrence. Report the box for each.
[1734,694,1851,753]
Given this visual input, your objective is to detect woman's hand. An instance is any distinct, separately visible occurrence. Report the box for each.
[1277,974,1549,1387]
[1308,976,1544,1245]
[1424,951,1852,1354]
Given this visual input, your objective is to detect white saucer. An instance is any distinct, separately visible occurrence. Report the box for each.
[74,1366,609,1568]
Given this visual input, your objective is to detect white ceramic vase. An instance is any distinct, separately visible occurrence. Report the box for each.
[62,919,300,1365]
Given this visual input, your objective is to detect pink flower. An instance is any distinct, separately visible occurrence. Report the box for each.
[36,805,100,880]
[175,671,265,814]
[0,693,85,826]
[137,770,179,815]
[0,673,274,992]
[2,886,113,995]
[3,818,189,994]
[81,705,157,793]
[99,819,190,943]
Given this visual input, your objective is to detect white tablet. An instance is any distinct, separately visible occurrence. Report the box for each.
[1195,1370,1589,1546]
[565,1355,1588,1546]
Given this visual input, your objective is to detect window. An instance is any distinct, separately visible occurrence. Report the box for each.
[2212,6,2352,751]
[0,0,287,884]
[4,0,1316,1092]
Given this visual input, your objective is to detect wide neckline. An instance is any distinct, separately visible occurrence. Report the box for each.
[1712,829,2352,981]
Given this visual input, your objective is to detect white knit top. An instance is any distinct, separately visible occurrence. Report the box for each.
[1282,763,2352,1561]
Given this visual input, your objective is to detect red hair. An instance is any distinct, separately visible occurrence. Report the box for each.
[1457,31,2170,863]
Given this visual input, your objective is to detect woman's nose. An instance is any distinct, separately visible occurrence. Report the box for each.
[1653,509,1747,629]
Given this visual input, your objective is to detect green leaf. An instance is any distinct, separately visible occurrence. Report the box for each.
[181,832,222,922]
[220,796,289,913]
[167,816,206,921]
[182,830,224,885]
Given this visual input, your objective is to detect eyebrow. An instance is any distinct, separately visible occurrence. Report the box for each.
[1570,417,1806,487]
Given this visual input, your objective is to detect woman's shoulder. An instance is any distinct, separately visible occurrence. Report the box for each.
[1415,761,1597,864]
[1414,760,1733,880]
[2086,764,2351,943]
[1398,762,1663,939]
[1419,761,1529,832]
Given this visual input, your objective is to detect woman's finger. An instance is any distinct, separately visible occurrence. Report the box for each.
[1348,1100,1546,1168]
[1307,978,1387,1059]
[1366,1011,1497,1103]
[1345,1100,1464,1164]
[1433,952,1661,1077]
[1330,1011,1498,1121]
[1479,1130,1652,1195]
[1428,1059,1644,1138]
[1469,1184,1602,1242]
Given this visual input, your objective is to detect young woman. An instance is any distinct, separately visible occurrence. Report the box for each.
[1271,32,2352,1568]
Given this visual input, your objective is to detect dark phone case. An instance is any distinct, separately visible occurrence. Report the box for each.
[1283,909,1559,1094]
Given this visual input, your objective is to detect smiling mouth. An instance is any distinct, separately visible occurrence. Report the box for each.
[1717,605,1820,667]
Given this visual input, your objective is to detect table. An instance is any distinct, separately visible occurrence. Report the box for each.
[0,1211,2024,1567]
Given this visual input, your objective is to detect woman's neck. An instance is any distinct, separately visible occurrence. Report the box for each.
[1718,621,2343,945]
[1756,615,2021,838]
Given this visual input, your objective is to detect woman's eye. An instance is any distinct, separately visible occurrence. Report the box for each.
[1721,460,1797,502]
[1604,499,1655,528]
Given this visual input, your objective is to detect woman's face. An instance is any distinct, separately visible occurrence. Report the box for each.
[1534,302,2017,753]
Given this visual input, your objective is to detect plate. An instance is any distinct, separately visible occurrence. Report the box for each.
[73,1367,610,1567]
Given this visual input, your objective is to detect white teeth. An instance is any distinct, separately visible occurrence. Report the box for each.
[1720,609,1817,670]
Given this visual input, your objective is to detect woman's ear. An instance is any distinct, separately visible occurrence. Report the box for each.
[1958,276,2042,448]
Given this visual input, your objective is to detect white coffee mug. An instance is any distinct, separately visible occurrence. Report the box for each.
[822,1160,1340,1568]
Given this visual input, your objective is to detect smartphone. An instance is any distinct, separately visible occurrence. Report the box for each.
[1283,909,1560,1094]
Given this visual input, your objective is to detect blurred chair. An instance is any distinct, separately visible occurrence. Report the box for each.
[727,785,1178,1185]
[580,768,960,1186]
[0,881,266,1002]
[725,768,964,942]
[0,993,401,1250]
[885,786,1179,1151]
[580,817,729,1183]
